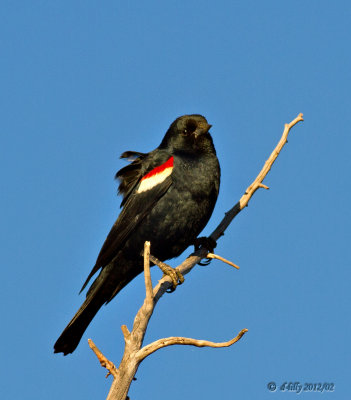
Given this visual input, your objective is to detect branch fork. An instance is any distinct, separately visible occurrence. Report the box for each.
[90,242,248,399]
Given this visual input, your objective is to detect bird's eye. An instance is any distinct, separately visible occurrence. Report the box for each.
[182,119,197,136]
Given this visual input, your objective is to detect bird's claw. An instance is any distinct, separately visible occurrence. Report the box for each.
[193,236,217,266]
[148,254,185,292]
[198,258,212,266]
[163,266,185,292]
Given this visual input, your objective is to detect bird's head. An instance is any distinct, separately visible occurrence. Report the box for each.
[159,114,215,155]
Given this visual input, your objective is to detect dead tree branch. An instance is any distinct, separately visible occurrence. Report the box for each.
[136,328,248,362]
[89,113,304,400]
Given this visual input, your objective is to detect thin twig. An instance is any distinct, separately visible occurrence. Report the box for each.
[210,113,304,241]
[207,253,240,269]
[136,329,248,361]
[143,241,153,302]
[88,339,119,379]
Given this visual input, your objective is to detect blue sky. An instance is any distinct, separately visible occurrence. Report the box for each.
[1,1,350,399]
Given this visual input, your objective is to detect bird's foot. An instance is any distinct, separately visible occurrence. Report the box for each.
[149,255,184,292]
[193,236,217,252]
[163,265,185,293]
[193,236,217,266]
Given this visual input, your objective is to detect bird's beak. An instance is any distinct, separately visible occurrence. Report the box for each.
[205,123,212,132]
[195,122,212,138]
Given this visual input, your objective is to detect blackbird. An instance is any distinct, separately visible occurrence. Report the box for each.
[54,114,220,355]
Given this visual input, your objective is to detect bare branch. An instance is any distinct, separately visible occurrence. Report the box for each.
[210,113,304,241]
[206,253,240,269]
[88,339,119,379]
[143,241,153,302]
[136,329,248,362]
[121,325,131,343]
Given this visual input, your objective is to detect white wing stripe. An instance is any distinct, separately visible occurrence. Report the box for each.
[137,166,173,193]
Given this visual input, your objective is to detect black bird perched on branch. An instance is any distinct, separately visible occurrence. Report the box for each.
[54,114,220,355]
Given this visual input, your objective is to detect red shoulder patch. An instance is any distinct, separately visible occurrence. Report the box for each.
[137,157,174,193]
[141,157,174,181]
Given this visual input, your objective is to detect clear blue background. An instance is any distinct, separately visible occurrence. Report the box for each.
[1,1,349,399]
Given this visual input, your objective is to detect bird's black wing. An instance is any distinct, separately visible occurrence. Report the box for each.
[80,151,173,292]
[117,151,148,206]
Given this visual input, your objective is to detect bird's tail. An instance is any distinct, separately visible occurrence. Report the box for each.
[54,283,106,355]
[54,261,138,355]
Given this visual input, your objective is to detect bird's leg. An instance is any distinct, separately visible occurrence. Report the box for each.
[149,254,184,292]
[193,236,217,266]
